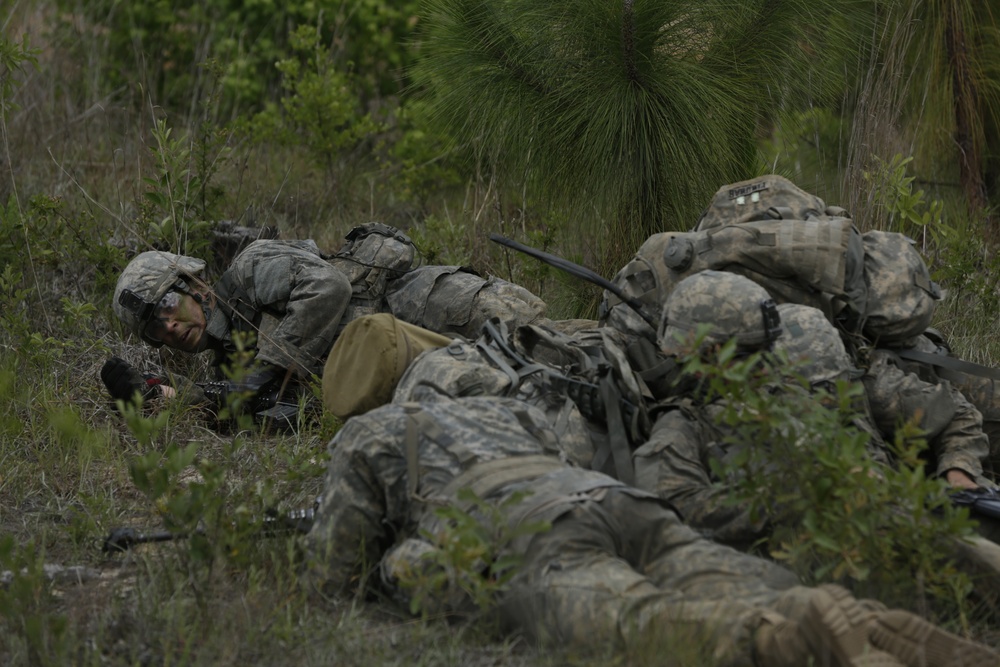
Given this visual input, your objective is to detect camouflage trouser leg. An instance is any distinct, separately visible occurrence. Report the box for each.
[497,490,807,667]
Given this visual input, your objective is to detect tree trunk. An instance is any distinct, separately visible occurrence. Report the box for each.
[943,1,989,222]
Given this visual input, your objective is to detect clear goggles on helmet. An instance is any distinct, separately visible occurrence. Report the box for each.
[143,290,184,343]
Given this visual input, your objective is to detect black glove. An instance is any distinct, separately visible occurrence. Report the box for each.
[201,365,283,412]
[100,357,163,404]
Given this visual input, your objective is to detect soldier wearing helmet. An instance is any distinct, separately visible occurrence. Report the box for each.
[303,390,1000,667]
[112,251,214,354]
[103,240,353,419]
[770,303,991,491]
[656,270,782,359]
[636,282,996,540]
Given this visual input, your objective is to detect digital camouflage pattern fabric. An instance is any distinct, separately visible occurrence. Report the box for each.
[208,239,353,377]
[387,265,546,339]
[303,394,1000,666]
[694,174,844,232]
[860,231,942,345]
[771,303,857,386]
[393,321,652,482]
[658,271,781,357]
[863,347,992,487]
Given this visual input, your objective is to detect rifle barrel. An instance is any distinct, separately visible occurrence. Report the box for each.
[489,234,658,328]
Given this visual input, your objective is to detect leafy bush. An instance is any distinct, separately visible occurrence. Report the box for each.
[54,0,419,115]
[248,25,381,183]
[395,488,550,620]
[681,336,978,613]
[864,154,948,244]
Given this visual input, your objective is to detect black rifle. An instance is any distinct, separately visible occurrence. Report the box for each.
[489,234,658,329]
[102,503,319,554]
[200,377,317,432]
[950,488,1000,522]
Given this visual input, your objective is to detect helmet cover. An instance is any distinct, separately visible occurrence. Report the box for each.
[658,270,781,356]
[112,251,206,346]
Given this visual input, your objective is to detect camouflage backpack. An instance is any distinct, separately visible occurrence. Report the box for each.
[326,223,420,329]
[695,174,849,231]
[393,319,651,484]
[601,217,868,341]
[602,176,940,349]
[602,174,856,339]
[860,231,942,345]
[386,265,547,339]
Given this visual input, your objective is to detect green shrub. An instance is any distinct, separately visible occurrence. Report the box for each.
[248,25,381,184]
[54,0,419,115]
[396,488,550,620]
[682,336,978,614]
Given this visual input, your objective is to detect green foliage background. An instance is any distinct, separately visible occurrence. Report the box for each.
[5,0,1000,664]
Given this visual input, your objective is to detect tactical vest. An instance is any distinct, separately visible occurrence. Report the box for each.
[326,223,421,335]
[394,320,652,485]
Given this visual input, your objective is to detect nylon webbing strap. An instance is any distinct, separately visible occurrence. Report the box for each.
[895,349,1000,382]
[818,221,844,295]
[475,339,522,389]
[510,406,560,453]
[590,440,612,478]
[912,272,939,297]
[213,271,258,334]
[439,455,566,503]
[476,330,551,390]
[600,373,635,486]
[404,404,422,498]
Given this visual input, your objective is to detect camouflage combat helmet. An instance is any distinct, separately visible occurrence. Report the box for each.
[113,251,207,346]
[658,270,781,356]
[771,303,858,386]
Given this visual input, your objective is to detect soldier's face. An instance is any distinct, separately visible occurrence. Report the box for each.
[145,291,208,352]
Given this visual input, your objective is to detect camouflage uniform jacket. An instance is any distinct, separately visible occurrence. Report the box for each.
[863,347,991,486]
[204,240,353,377]
[633,402,767,547]
[633,397,892,548]
[303,394,636,596]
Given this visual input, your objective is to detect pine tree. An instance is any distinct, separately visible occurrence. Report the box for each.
[412,0,874,272]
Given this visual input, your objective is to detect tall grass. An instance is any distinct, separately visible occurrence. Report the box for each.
[3,1,1000,666]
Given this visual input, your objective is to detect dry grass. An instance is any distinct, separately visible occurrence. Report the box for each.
[5,3,1000,666]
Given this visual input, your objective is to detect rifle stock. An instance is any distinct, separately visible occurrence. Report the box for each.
[951,488,1000,521]
[102,501,319,553]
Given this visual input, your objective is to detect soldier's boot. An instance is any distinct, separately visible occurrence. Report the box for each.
[754,611,811,667]
[801,585,903,667]
[868,609,1000,667]
[754,609,900,667]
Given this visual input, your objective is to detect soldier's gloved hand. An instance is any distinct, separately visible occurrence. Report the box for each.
[201,365,284,412]
[100,357,164,404]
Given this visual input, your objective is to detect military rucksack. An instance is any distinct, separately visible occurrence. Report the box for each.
[393,319,652,484]
[386,265,547,339]
[601,218,868,340]
[602,177,941,350]
[324,223,420,333]
[694,174,850,231]
[321,313,453,419]
[860,231,942,345]
[328,222,419,289]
